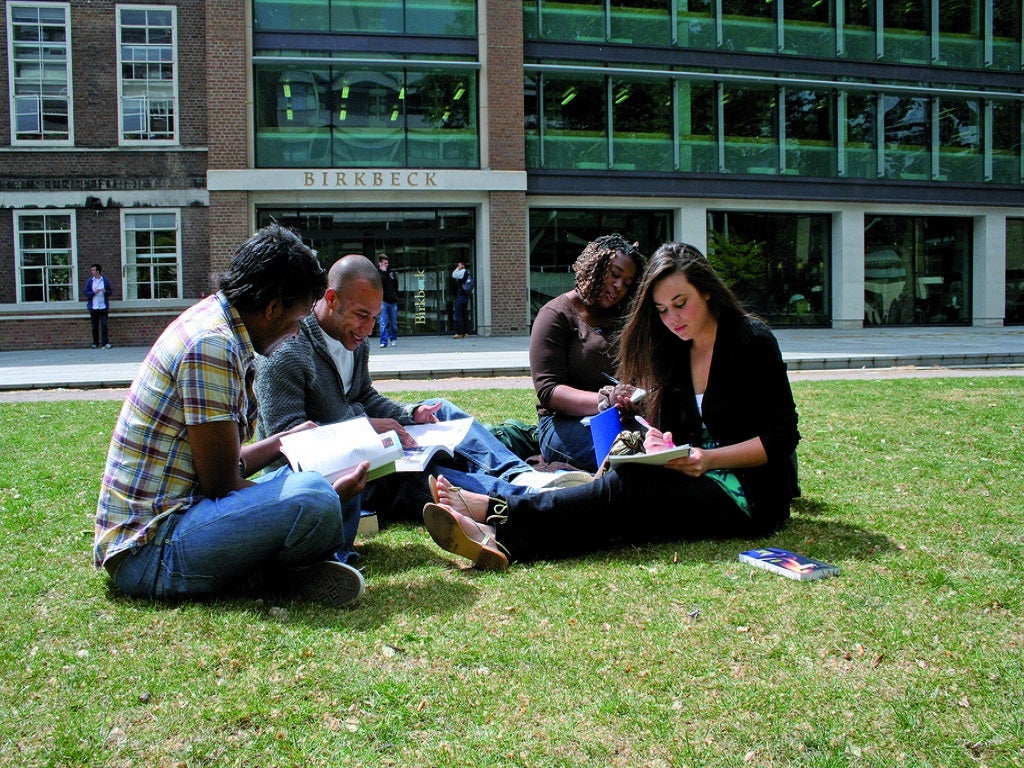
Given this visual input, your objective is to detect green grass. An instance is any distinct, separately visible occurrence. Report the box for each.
[1,378,1022,767]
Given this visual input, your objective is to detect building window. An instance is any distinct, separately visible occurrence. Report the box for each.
[14,211,76,302]
[1006,219,1024,325]
[253,62,479,168]
[707,212,831,327]
[528,207,672,319]
[123,211,181,299]
[864,215,971,325]
[118,5,177,144]
[6,2,72,144]
[252,0,476,36]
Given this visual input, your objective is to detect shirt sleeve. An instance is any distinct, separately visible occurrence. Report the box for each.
[529,302,575,409]
[177,332,246,426]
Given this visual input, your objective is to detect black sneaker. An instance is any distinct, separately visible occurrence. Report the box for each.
[278,560,365,606]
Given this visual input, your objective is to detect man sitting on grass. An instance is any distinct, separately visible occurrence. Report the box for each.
[94,225,369,607]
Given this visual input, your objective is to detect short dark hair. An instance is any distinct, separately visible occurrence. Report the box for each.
[219,224,326,313]
[91,263,102,272]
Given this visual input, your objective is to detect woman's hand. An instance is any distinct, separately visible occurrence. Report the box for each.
[664,447,707,477]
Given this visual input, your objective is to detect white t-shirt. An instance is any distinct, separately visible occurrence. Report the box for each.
[89,277,107,310]
[322,331,355,394]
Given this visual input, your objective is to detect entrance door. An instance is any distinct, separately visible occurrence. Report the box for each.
[257,208,475,335]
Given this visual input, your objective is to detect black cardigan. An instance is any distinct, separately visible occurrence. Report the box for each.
[657,315,801,532]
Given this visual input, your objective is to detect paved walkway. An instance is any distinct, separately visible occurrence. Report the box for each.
[1,326,1022,391]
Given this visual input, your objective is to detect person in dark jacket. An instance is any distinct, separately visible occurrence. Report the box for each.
[376,253,400,348]
[423,242,801,569]
[84,263,113,348]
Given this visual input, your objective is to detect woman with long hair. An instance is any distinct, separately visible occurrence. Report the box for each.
[529,234,646,472]
[423,242,801,569]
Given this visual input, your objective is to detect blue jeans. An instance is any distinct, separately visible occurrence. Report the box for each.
[109,467,354,599]
[538,413,598,473]
[453,293,469,334]
[379,301,398,344]
[357,399,532,521]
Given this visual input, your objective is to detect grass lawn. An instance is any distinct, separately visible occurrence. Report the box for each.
[0,377,1022,767]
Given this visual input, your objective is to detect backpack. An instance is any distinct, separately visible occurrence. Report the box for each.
[461,274,474,295]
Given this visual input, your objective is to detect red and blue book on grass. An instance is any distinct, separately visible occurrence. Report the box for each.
[739,547,840,581]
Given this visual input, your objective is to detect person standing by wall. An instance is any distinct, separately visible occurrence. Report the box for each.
[377,253,400,348]
[84,264,113,349]
[451,261,474,338]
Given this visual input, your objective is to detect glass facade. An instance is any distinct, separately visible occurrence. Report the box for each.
[706,212,831,326]
[253,0,476,36]
[528,208,672,317]
[524,0,1023,72]
[254,62,478,168]
[525,68,1024,184]
[256,208,475,335]
[863,215,971,325]
[1007,218,1024,324]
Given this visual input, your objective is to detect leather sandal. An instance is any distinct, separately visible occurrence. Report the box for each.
[422,503,509,571]
[429,475,505,523]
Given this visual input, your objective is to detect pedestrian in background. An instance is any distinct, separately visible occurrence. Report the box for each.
[377,253,399,348]
[84,263,113,349]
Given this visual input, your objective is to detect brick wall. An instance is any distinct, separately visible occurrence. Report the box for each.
[206,0,248,170]
[485,0,525,171]
[0,313,178,352]
[488,191,529,335]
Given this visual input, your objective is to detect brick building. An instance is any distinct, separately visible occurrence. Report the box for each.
[2,1,1023,351]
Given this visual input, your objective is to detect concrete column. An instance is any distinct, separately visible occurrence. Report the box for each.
[678,205,708,253]
[832,208,865,329]
[973,213,1006,327]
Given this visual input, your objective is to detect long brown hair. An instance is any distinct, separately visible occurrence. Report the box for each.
[616,242,748,418]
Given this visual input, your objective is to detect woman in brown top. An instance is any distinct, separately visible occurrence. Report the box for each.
[529,234,645,472]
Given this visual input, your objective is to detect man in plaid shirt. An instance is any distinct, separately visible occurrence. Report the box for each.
[94,224,368,606]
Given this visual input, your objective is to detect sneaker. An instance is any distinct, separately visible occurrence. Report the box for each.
[390,340,397,346]
[510,470,593,490]
[379,341,387,348]
[103,343,113,349]
[277,560,365,606]
[91,344,98,349]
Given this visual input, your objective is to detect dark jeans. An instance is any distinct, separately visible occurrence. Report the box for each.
[494,465,785,562]
[89,309,109,346]
[453,294,469,334]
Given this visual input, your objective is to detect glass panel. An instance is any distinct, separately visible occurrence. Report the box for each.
[882,0,928,64]
[16,212,73,302]
[119,6,176,142]
[528,208,672,317]
[540,74,607,169]
[10,3,70,141]
[611,0,671,46]
[937,0,982,68]
[783,0,836,57]
[676,0,715,49]
[256,208,476,336]
[254,65,332,167]
[707,212,831,326]
[784,88,836,177]
[864,215,971,325]
[991,100,1022,184]
[882,94,929,179]
[677,79,717,172]
[406,0,476,36]
[525,73,540,167]
[124,212,180,300]
[253,0,330,31]
[721,84,778,174]
[992,0,1022,71]
[936,97,981,182]
[332,69,405,167]
[843,91,877,178]
[611,78,672,171]
[721,0,775,53]
[330,0,404,33]
[540,0,605,41]
[1006,219,1024,324]
[406,70,478,168]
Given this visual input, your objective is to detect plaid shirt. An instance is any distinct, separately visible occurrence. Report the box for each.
[94,293,258,567]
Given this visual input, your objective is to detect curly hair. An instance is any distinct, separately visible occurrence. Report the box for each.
[573,234,645,308]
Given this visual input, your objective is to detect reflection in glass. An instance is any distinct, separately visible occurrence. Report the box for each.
[882,0,928,63]
[783,0,836,57]
[253,0,475,35]
[937,0,982,68]
[864,215,971,325]
[676,0,715,49]
[677,80,717,172]
[1006,219,1024,324]
[992,0,1022,71]
[611,0,671,45]
[707,212,831,326]
[991,100,1022,184]
[721,0,775,52]
[540,75,607,168]
[538,0,605,41]
[842,0,876,61]
[937,97,981,182]
[611,78,672,170]
[882,94,929,179]
[784,88,836,177]
[722,85,778,174]
[528,208,672,318]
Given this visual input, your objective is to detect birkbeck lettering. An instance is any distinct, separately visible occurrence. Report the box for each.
[304,171,438,188]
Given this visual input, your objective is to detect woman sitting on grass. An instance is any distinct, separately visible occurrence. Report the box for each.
[423,242,801,569]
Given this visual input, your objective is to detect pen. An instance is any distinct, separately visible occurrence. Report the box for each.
[602,372,620,385]
[634,415,654,432]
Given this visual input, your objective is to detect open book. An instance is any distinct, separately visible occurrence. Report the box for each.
[395,417,474,472]
[607,443,691,468]
[279,416,404,483]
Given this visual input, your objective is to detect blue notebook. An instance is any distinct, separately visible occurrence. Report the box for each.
[589,407,623,467]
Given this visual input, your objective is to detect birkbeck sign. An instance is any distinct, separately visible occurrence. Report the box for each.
[207,168,526,193]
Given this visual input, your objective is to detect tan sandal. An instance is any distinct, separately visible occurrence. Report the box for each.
[423,503,509,570]
[429,475,501,522]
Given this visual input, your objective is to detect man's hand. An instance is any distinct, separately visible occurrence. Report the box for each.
[413,402,442,424]
[332,461,369,501]
[368,417,417,449]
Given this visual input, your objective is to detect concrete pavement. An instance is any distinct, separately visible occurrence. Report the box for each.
[1,325,1022,392]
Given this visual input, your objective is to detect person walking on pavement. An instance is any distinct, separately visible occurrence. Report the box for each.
[451,261,474,338]
[377,253,399,348]
[84,263,113,349]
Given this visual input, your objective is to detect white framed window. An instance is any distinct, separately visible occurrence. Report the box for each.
[6,3,73,145]
[122,210,182,299]
[117,4,178,144]
[14,210,77,303]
